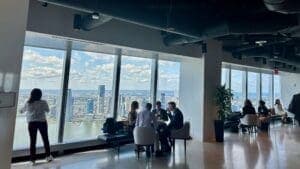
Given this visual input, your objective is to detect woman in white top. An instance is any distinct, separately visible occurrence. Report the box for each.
[274,99,286,116]
[21,88,53,165]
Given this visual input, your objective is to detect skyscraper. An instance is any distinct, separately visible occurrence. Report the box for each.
[86,99,94,114]
[161,92,166,109]
[98,85,105,114]
[65,89,73,122]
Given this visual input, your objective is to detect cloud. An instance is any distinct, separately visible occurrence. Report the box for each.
[23,49,63,67]
[22,66,62,79]
[83,51,114,62]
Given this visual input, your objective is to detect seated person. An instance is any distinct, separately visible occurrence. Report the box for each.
[136,103,157,128]
[128,101,139,137]
[274,99,289,122]
[158,101,184,153]
[135,103,158,156]
[152,101,169,122]
[167,102,184,130]
[258,100,270,131]
[242,99,256,116]
[240,99,256,132]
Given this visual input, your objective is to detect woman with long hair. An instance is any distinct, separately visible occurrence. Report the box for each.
[128,101,139,127]
[242,99,256,116]
[258,100,270,131]
[21,88,53,165]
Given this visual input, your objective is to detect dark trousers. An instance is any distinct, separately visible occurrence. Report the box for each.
[28,121,51,161]
[157,123,171,152]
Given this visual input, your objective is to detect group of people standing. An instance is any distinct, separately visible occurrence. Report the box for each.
[128,101,184,156]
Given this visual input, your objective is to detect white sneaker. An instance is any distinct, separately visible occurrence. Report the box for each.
[30,161,36,166]
[46,155,53,162]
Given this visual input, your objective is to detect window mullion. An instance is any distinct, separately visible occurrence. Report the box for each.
[58,41,72,143]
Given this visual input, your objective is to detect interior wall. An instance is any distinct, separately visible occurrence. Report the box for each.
[0,1,29,169]
[179,58,203,141]
[280,72,300,107]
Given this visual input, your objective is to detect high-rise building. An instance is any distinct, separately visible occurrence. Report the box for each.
[86,99,94,114]
[98,85,105,114]
[161,92,166,109]
[65,89,73,122]
[107,97,112,116]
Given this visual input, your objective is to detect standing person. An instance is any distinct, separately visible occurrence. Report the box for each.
[152,101,169,122]
[289,93,300,125]
[20,88,53,165]
[128,101,139,137]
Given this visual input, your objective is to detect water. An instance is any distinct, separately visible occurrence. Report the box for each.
[13,116,104,150]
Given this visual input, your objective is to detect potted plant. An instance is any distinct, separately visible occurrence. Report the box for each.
[214,85,233,142]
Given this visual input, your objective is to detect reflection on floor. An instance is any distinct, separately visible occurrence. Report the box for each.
[12,125,300,169]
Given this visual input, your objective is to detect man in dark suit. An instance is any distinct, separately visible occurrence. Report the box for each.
[158,101,184,153]
[167,101,184,130]
[152,101,169,122]
[289,93,300,125]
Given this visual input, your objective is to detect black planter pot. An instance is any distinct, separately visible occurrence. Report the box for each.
[214,120,224,142]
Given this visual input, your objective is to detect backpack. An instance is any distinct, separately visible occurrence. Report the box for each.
[102,118,117,135]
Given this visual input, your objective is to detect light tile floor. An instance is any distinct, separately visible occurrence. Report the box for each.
[12,124,300,169]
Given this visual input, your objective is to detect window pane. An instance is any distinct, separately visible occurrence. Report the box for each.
[221,68,230,88]
[118,56,152,120]
[231,70,245,112]
[157,60,180,109]
[262,73,272,107]
[14,46,64,149]
[274,75,281,104]
[64,50,115,142]
[247,72,260,108]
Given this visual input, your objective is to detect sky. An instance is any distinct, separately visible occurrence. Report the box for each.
[19,46,180,91]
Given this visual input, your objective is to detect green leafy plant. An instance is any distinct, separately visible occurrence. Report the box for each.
[215,85,233,120]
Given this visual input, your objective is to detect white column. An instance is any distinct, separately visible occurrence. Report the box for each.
[0,1,29,168]
[179,58,203,140]
[202,40,223,142]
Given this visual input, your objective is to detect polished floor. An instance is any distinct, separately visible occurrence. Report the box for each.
[12,124,300,169]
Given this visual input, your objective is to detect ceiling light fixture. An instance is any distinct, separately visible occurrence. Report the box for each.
[92,13,100,20]
[255,40,267,46]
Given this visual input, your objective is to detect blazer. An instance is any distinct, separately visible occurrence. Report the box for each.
[289,93,300,120]
[152,108,169,121]
[168,108,184,130]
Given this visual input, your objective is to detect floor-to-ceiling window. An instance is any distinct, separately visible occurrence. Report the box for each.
[231,69,245,112]
[221,68,230,89]
[117,56,153,120]
[63,50,115,142]
[157,60,180,109]
[222,63,281,112]
[247,72,260,109]
[274,74,281,103]
[14,46,65,149]
[14,31,188,153]
[261,73,273,107]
